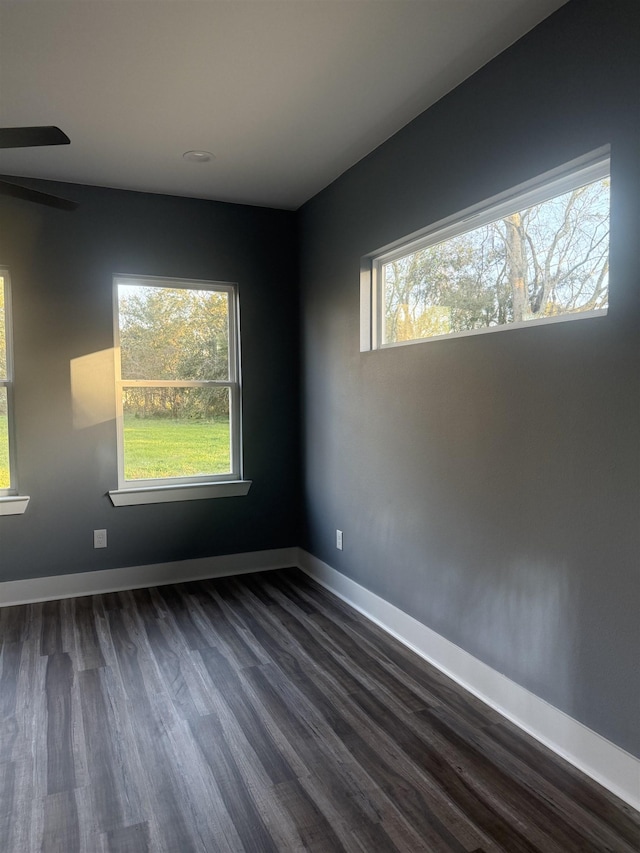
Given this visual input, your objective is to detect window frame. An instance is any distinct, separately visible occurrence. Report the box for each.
[361,146,611,351]
[0,269,29,514]
[0,269,17,495]
[111,274,245,496]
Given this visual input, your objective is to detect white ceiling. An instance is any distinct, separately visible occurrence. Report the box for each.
[0,0,566,210]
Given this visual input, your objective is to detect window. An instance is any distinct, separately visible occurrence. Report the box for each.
[110,275,249,505]
[0,271,13,492]
[0,270,28,515]
[361,148,610,350]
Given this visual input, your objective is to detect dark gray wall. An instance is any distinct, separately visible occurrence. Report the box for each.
[299,0,639,756]
[0,182,300,581]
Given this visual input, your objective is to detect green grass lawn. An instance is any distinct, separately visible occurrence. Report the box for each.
[0,414,8,489]
[0,414,231,487]
[123,415,231,480]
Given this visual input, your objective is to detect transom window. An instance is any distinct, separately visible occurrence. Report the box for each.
[362,148,610,350]
[113,275,242,489]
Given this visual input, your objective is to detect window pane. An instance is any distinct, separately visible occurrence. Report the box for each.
[384,177,610,343]
[0,388,9,489]
[118,285,230,380]
[122,386,230,481]
[0,276,6,379]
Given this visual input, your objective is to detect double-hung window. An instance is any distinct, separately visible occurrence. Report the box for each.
[362,147,611,350]
[0,270,28,514]
[110,275,249,506]
[0,271,13,493]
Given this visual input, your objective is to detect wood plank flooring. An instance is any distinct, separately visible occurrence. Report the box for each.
[0,567,638,852]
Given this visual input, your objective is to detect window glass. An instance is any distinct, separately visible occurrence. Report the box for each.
[382,178,609,344]
[121,387,231,480]
[0,275,11,491]
[0,277,6,378]
[0,387,9,490]
[118,286,229,381]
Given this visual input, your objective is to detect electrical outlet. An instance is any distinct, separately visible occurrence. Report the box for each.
[336,529,343,550]
[93,529,107,549]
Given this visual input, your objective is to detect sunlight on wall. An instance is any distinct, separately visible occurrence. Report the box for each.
[472,557,572,681]
[360,503,575,707]
[424,553,575,708]
[70,348,116,430]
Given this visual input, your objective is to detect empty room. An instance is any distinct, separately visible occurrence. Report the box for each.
[0,1,638,851]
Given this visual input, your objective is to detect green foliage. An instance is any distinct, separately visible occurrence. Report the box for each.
[123,415,230,481]
[118,285,230,419]
[122,386,228,422]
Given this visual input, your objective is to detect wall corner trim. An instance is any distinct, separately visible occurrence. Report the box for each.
[297,548,640,811]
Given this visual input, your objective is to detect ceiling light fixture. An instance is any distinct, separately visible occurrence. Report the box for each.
[182,150,214,163]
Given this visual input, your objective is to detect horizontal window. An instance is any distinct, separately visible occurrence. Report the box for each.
[361,147,610,349]
[112,275,244,493]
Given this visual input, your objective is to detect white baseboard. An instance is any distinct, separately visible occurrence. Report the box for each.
[297,549,640,811]
[0,547,298,607]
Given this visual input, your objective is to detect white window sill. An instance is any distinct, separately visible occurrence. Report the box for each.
[0,495,31,516]
[108,480,252,507]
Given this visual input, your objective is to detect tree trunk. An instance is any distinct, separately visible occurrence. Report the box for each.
[505,213,529,322]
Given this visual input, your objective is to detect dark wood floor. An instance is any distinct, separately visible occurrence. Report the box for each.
[0,568,638,852]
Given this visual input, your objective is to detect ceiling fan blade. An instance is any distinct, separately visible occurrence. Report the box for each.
[0,126,71,149]
[0,178,78,210]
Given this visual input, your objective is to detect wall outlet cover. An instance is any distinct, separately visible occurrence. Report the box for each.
[93,529,107,549]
